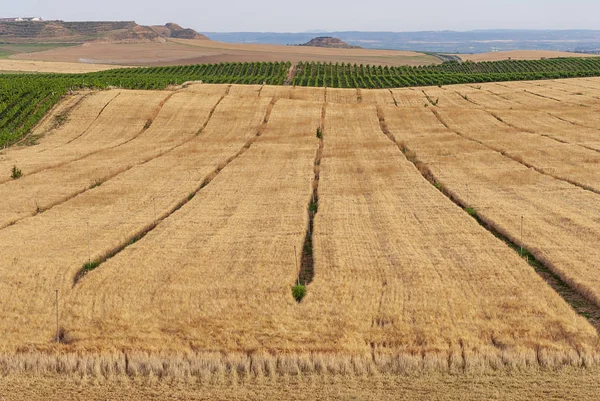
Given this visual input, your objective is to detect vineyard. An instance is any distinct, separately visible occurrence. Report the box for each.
[2,57,600,146]
[292,57,600,87]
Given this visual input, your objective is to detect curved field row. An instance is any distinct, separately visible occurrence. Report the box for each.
[433,108,600,193]
[67,99,322,351]
[0,91,222,228]
[380,104,600,310]
[308,102,596,366]
[0,91,168,182]
[0,94,271,347]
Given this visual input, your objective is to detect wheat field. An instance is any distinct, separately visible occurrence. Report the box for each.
[1,78,600,399]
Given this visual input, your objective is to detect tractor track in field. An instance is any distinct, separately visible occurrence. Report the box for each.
[73,97,279,286]
[0,94,226,232]
[375,104,600,333]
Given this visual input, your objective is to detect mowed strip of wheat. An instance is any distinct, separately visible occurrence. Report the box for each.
[420,87,476,108]
[0,91,121,181]
[306,102,597,368]
[227,84,262,97]
[0,91,170,183]
[181,83,230,95]
[358,89,395,104]
[442,82,600,151]
[483,81,600,130]
[0,91,221,228]
[485,109,600,152]
[448,84,516,108]
[0,95,271,348]
[326,88,359,103]
[390,88,429,107]
[436,108,600,192]
[381,104,600,309]
[481,82,569,109]
[66,99,321,351]
[519,81,600,107]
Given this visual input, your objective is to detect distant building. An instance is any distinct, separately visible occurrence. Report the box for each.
[0,17,43,22]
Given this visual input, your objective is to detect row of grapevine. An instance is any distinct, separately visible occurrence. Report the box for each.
[291,58,600,88]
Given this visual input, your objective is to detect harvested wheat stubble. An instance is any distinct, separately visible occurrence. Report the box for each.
[449,84,516,108]
[569,77,600,91]
[359,88,396,105]
[485,108,600,152]
[544,81,600,108]
[520,81,600,107]
[181,83,230,95]
[0,95,271,348]
[227,84,263,97]
[292,86,325,102]
[325,87,359,104]
[390,87,428,107]
[0,90,169,183]
[0,91,222,228]
[305,102,598,371]
[259,85,293,99]
[381,104,600,311]
[435,108,600,193]
[66,99,322,351]
[421,87,475,108]
[3,369,600,401]
[482,82,570,109]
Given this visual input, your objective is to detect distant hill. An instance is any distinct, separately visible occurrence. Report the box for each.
[0,20,208,43]
[204,30,600,54]
[301,37,362,49]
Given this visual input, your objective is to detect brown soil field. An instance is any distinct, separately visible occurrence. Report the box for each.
[10,38,440,67]
[1,78,600,399]
[457,50,597,62]
[0,59,126,73]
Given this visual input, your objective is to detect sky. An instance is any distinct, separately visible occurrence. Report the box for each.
[4,0,600,32]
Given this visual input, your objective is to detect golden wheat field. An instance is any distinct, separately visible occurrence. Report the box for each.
[1,77,600,399]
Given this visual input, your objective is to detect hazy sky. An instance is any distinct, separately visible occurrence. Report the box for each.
[5,0,600,32]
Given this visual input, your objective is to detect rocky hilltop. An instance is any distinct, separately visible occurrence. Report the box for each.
[0,20,208,43]
[301,37,362,49]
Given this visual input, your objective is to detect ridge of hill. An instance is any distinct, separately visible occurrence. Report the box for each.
[301,36,362,49]
[0,20,208,43]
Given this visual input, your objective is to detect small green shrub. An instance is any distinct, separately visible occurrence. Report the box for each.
[316,127,323,139]
[82,260,100,272]
[465,207,478,217]
[11,165,22,179]
[292,285,306,302]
